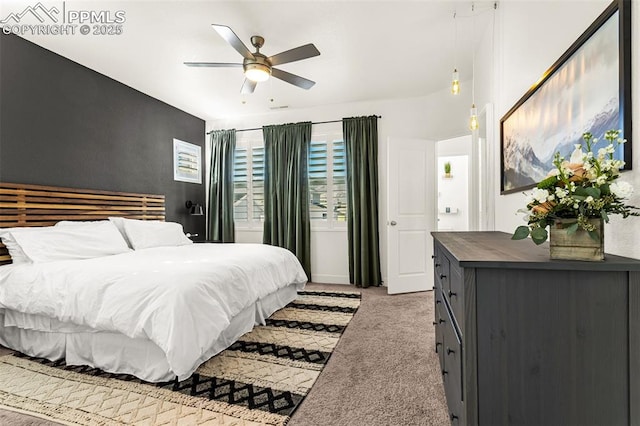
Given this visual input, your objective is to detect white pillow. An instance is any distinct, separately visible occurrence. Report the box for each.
[120,218,193,250]
[56,219,134,249]
[107,217,133,248]
[8,221,130,263]
[0,228,36,264]
[55,220,107,227]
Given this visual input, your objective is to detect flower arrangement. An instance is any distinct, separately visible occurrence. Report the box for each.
[512,129,639,245]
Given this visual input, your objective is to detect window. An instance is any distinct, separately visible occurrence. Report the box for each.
[233,148,248,221]
[332,140,347,222]
[308,135,347,227]
[232,133,346,229]
[309,141,328,220]
[233,140,264,228]
[252,147,265,221]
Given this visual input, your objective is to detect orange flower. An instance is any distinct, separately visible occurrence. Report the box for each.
[565,162,587,182]
[532,200,556,215]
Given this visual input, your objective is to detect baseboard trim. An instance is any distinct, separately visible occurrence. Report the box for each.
[311,274,350,285]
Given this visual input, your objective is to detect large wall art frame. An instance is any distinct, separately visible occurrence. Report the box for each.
[500,0,631,194]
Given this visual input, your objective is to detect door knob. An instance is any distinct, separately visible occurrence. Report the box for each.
[390,221,397,226]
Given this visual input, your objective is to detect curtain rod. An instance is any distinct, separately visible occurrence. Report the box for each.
[206,115,382,135]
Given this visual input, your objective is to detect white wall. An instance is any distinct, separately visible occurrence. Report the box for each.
[437,135,472,231]
[438,155,470,231]
[209,87,472,284]
[493,0,640,259]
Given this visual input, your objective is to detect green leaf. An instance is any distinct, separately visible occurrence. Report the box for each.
[572,195,586,201]
[600,184,610,195]
[530,227,548,245]
[512,226,530,240]
[573,187,589,196]
[584,187,601,198]
[537,176,557,189]
[601,210,609,223]
[588,229,600,242]
[566,222,579,235]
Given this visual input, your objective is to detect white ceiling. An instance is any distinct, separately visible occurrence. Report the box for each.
[2,0,495,121]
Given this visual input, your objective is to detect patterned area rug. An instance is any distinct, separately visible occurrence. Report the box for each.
[0,290,360,425]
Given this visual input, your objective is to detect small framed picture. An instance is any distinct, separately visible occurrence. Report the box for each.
[173,139,202,184]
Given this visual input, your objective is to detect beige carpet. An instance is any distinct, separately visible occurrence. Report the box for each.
[288,284,448,426]
[0,284,448,425]
[0,289,360,425]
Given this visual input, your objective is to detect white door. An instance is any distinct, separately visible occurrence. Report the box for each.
[387,138,437,294]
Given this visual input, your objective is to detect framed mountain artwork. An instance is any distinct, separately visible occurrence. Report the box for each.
[500,0,631,194]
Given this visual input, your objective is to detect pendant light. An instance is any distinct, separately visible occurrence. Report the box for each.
[469,3,479,131]
[451,11,460,95]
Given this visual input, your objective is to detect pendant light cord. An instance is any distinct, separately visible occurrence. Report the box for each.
[453,10,457,70]
[472,2,476,106]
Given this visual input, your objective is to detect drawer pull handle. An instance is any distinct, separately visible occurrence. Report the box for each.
[450,413,459,421]
[442,369,448,376]
[436,299,441,304]
[435,263,441,267]
[432,321,438,326]
[439,319,445,324]
[431,255,436,259]
[440,274,447,279]
[448,290,457,298]
[446,347,455,355]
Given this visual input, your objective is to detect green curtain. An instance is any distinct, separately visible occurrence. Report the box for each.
[262,122,312,280]
[207,129,236,242]
[343,116,382,287]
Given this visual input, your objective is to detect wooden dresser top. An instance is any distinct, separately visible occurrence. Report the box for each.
[431,231,640,271]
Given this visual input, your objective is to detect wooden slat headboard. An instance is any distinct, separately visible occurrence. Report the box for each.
[0,182,165,265]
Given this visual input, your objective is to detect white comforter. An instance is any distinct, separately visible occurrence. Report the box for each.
[0,243,307,378]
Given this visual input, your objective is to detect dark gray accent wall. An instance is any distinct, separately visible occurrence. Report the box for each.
[0,33,206,237]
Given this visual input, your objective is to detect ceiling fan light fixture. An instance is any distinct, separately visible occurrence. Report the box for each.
[244,63,271,82]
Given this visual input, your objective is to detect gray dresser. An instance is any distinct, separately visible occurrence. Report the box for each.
[432,231,640,425]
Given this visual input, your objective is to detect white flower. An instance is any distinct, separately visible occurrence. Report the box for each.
[610,181,634,199]
[585,196,594,204]
[516,208,532,222]
[555,187,568,199]
[530,188,549,204]
[569,147,584,164]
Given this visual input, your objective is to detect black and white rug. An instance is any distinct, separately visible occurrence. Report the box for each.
[0,290,361,425]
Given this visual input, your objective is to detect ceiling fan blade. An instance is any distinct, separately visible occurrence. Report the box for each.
[212,24,255,60]
[241,79,257,94]
[184,62,243,68]
[271,68,315,90]
[268,44,320,66]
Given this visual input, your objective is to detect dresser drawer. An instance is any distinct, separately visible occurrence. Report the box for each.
[443,305,463,424]
[447,264,464,334]
[435,287,446,368]
[435,249,451,295]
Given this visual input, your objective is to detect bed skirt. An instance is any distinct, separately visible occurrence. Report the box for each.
[0,283,300,382]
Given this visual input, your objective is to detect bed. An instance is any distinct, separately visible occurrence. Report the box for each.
[0,183,307,382]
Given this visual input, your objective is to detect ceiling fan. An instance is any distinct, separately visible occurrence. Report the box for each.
[185,24,321,94]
